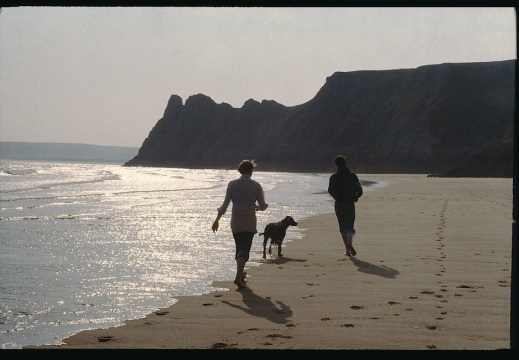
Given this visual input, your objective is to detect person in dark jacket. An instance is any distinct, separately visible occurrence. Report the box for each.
[328,155,363,256]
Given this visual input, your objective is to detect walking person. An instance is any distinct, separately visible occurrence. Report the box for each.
[212,159,268,289]
[328,155,363,256]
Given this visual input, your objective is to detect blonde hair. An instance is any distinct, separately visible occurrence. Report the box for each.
[238,159,257,174]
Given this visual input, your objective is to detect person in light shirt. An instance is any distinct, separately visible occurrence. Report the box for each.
[212,159,268,289]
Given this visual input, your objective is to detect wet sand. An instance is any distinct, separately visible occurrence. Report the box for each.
[30,174,512,350]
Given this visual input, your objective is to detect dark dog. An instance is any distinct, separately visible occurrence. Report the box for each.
[259,216,298,259]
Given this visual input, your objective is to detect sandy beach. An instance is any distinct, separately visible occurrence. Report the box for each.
[29,174,512,350]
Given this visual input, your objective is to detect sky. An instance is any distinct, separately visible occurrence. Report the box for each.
[0,7,516,148]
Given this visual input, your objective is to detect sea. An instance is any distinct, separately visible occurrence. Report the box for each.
[0,160,339,349]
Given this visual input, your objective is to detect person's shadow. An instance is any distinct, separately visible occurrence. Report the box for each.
[222,287,292,324]
[349,256,399,279]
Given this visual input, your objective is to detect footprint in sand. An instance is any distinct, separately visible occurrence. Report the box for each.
[341,324,355,328]
[498,280,509,287]
[457,284,476,289]
[266,334,293,339]
[426,325,437,330]
[350,305,364,310]
[211,342,237,349]
[388,301,400,305]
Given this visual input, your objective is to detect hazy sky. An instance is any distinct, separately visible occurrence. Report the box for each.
[0,7,516,148]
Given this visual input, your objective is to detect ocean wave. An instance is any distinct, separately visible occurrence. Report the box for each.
[0,167,38,176]
[0,174,121,194]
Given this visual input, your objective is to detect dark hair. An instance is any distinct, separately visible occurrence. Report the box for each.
[333,155,346,168]
[238,159,257,174]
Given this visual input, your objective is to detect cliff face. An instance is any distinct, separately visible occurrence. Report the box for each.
[125,60,515,176]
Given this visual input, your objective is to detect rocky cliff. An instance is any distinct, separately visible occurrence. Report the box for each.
[125,60,515,176]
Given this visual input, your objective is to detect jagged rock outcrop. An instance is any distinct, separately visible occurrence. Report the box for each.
[125,60,515,177]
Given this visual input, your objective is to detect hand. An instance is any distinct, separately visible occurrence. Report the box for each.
[212,220,219,233]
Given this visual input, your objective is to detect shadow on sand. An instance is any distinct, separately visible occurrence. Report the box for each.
[262,256,307,265]
[222,287,292,324]
[349,256,399,279]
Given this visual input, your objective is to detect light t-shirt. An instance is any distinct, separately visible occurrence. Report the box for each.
[217,174,268,233]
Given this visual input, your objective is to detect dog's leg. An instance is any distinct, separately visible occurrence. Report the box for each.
[269,241,272,255]
[278,241,283,257]
[263,235,268,259]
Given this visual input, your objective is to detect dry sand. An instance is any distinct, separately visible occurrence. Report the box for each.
[30,174,513,350]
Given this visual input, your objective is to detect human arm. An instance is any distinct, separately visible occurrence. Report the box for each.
[212,212,223,233]
[328,174,338,200]
[255,184,268,211]
[353,174,363,201]
[213,182,232,232]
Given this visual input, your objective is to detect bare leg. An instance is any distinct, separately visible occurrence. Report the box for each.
[341,232,356,256]
[347,232,356,256]
[234,257,247,289]
[341,233,351,255]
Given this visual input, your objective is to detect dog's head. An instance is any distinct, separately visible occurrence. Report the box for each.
[282,216,298,227]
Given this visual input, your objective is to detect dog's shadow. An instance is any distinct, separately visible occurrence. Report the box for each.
[262,256,307,265]
[222,287,292,325]
[349,257,399,279]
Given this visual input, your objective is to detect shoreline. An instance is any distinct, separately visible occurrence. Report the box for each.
[27,174,512,350]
